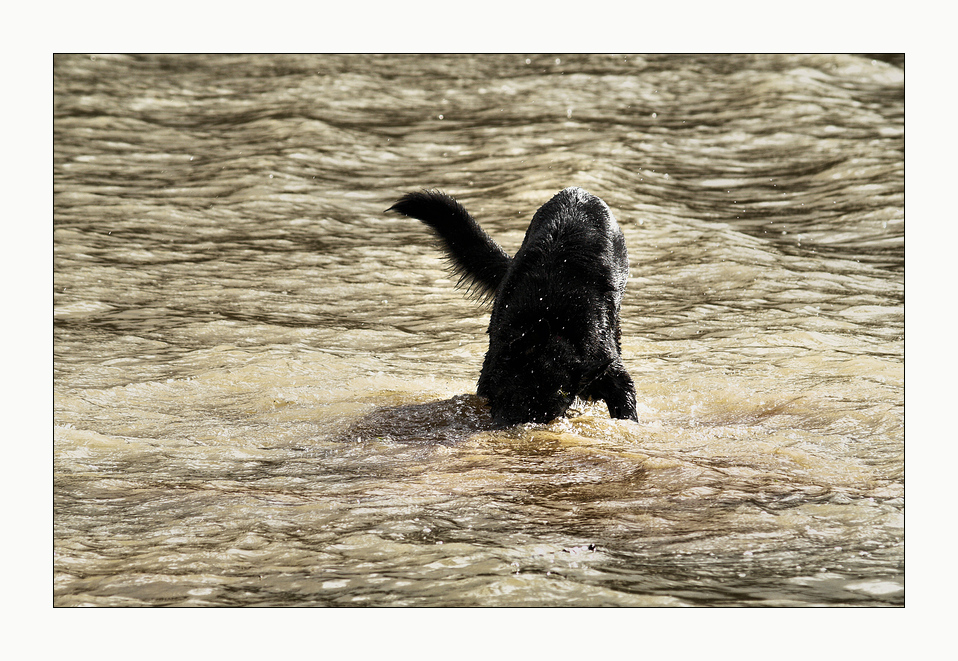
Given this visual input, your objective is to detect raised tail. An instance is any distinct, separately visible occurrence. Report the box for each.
[388,190,511,299]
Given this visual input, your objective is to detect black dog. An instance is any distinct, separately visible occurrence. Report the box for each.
[388,187,637,427]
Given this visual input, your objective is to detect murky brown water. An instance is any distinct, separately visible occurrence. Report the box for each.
[54,54,903,606]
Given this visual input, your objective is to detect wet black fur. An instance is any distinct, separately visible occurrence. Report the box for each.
[388,187,637,427]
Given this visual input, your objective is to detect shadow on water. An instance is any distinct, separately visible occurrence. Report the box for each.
[342,394,495,446]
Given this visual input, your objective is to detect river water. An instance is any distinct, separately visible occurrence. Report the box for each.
[54,54,904,606]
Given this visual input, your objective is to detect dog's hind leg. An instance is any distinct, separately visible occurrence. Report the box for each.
[586,362,638,422]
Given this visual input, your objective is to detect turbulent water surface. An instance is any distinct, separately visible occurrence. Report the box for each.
[54,54,904,606]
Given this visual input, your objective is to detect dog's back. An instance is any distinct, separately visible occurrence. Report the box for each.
[505,187,629,307]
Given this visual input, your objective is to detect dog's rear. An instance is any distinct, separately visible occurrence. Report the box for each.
[389,187,637,426]
[476,188,636,425]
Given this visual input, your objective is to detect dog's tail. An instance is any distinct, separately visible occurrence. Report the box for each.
[388,190,511,299]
